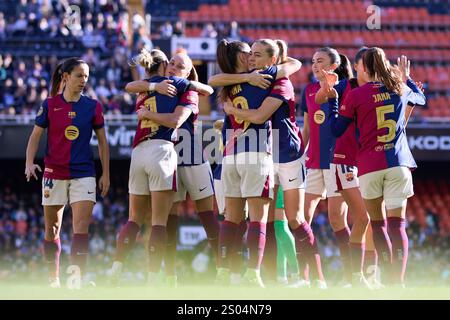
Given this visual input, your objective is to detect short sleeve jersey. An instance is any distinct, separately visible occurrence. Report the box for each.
[35,94,104,179]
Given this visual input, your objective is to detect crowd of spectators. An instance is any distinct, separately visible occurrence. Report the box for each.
[0,0,248,116]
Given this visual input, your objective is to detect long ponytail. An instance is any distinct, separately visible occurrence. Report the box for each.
[50,62,64,97]
[334,53,354,80]
[132,48,168,76]
[50,57,87,97]
[216,39,249,102]
[363,47,403,96]
[275,39,288,64]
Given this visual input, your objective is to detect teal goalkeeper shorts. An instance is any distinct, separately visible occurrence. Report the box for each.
[275,186,284,209]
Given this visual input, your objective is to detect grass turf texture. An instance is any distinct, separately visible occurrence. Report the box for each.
[0,284,448,300]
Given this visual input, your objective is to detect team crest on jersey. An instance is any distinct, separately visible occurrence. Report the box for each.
[345,172,354,182]
[65,125,79,140]
[68,111,76,119]
[314,110,326,124]
[37,106,44,117]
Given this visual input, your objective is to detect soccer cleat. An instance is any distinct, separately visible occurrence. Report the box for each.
[166,275,178,288]
[352,272,373,289]
[277,276,289,286]
[241,269,265,288]
[230,273,241,286]
[106,261,123,286]
[312,279,328,289]
[49,277,61,288]
[215,268,231,286]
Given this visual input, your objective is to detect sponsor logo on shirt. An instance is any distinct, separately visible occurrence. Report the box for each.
[314,110,326,124]
[375,143,394,152]
[65,125,80,140]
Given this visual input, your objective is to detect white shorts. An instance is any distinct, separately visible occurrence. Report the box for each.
[214,179,225,215]
[304,168,340,198]
[214,178,249,217]
[174,162,214,202]
[330,163,360,192]
[359,166,414,201]
[129,139,177,194]
[42,177,96,206]
[274,158,306,190]
[222,152,274,199]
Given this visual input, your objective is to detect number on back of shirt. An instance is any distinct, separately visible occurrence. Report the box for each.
[232,96,250,131]
[376,104,396,143]
[141,96,160,132]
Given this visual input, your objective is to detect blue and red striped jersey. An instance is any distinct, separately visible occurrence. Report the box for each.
[132,76,190,148]
[337,80,425,176]
[269,77,304,164]
[224,65,277,156]
[35,94,104,180]
[175,90,206,166]
[301,79,349,169]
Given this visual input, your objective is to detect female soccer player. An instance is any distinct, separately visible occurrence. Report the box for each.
[327,47,425,286]
[108,49,212,285]
[213,117,249,285]
[314,49,375,287]
[301,47,358,286]
[133,52,215,287]
[216,39,321,288]
[210,39,303,287]
[25,57,110,288]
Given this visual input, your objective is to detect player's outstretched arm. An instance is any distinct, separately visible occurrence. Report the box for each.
[276,57,302,80]
[224,97,283,124]
[94,127,110,197]
[137,105,192,129]
[25,126,44,182]
[188,81,214,96]
[208,71,273,90]
[125,80,177,97]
